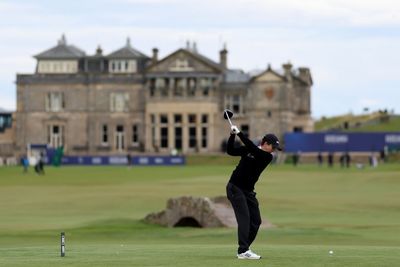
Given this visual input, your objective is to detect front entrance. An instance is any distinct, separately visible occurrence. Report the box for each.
[115,125,125,151]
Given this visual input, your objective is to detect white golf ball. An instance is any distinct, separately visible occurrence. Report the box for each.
[329,250,334,255]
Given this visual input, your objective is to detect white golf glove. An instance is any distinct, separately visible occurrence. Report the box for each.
[231,125,240,134]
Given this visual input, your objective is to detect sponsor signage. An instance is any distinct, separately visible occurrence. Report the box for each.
[284,132,400,152]
[57,156,185,166]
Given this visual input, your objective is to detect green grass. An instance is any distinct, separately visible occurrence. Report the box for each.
[315,113,400,132]
[344,116,400,132]
[315,113,380,131]
[1,164,400,266]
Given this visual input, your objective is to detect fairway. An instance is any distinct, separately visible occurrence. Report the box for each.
[1,163,400,266]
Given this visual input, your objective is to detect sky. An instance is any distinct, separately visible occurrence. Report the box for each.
[0,0,399,118]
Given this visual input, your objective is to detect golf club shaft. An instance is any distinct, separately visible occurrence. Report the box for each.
[225,111,233,126]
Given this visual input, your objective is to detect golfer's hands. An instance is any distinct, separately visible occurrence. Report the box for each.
[231,125,240,134]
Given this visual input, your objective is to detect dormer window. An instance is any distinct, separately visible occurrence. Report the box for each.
[38,60,78,74]
[109,59,137,73]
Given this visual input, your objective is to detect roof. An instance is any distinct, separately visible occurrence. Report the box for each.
[107,38,149,59]
[0,107,13,114]
[224,69,250,83]
[250,65,285,81]
[148,47,224,73]
[182,48,223,71]
[34,35,85,59]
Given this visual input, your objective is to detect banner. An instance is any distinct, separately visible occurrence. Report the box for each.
[284,132,400,153]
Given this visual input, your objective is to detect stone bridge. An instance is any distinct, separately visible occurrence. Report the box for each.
[144,196,273,228]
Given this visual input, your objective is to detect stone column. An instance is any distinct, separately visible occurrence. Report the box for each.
[182,113,188,154]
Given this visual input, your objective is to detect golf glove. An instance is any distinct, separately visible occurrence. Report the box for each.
[231,125,240,134]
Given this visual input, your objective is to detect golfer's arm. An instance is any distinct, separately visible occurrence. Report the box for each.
[227,134,245,156]
[237,132,268,159]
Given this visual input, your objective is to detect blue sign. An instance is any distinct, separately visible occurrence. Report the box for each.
[56,155,185,166]
[284,132,400,152]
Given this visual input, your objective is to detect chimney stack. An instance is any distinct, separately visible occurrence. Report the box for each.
[96,45,103,56]
[219,43,228,69]
[298,67,312,85]
[282,61,293,81]
[152,48,159,65]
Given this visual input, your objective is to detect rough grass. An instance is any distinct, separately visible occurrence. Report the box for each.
[0,164,400,266]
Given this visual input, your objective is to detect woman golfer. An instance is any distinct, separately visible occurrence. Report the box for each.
[227,125,281,259]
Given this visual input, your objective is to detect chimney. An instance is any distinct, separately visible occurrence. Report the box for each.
[152,48,159,65]
[220,43,228,69]
[96,45,103,56]
[282,61,293,81]
[58,34,66,45]
[192,41,198,53]
[298,67,312,85]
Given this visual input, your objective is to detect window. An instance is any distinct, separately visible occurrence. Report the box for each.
[225,94,243,115]
[48,125,64,148]
[132,124,139,145]
[175,127,182,149]
[160,114,168,124]
[46,92,64,112]
[149,79,156,97]
[201,127,207,148]
[201,114,208,148]
[174,78,184,96]
[189,127,197,148]
[159,78,169,97]
[160,114,168,148]
[110,93,129,112]
[102,125,108,145]
[187,78,196,96]
[174,114,182,123]
[201,114,208,124]
[188,114,196,123]
[109,60,137,73]
[160,127,168,148]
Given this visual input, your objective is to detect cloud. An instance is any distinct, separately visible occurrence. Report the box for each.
[0,0,399,116]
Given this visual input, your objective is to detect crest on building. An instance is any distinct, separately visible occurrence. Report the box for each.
[265,88,275,100]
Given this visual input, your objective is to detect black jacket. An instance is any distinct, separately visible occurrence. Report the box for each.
[227,132,273,191]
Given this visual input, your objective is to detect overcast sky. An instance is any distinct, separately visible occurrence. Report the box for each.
[0,0,399,118]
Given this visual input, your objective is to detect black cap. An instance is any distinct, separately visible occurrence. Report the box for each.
[262,134,282,151]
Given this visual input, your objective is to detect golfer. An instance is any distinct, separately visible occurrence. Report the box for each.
[226,125,281,259]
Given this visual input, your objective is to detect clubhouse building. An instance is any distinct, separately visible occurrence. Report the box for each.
[5,35,313,156]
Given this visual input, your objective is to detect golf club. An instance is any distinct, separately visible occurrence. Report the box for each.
[223,109,234,127]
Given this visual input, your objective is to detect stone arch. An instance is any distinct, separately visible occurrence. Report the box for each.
[173,217,202,227]
[144,196,274,229]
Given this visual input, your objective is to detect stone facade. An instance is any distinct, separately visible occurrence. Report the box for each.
[10,35,313,156]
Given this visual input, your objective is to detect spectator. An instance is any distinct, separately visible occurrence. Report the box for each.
[34,152,45,175]
[328,152,334,167]
[317,152,323,166]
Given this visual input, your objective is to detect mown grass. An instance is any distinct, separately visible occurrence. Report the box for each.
[0,163,399,266]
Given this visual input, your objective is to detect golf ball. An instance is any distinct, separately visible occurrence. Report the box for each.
[329,250,334,255]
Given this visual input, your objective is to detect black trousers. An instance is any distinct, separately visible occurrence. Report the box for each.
[226,182,261,254]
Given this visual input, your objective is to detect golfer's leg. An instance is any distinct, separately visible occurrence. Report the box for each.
[247,193,262,247]
[227,184,250,253]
